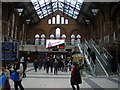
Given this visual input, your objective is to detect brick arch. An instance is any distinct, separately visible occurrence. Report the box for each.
[33,29,46,38]
[69,29,82,38]
[48,26,67,38]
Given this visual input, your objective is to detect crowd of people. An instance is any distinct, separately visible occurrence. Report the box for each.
[33,56,72,75]
[0,56,83,90]
[0,57,27,90]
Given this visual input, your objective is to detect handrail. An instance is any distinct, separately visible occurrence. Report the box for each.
[96,56,109,76]
[103,47,113,58]
[86,39,109,76]
[91,44,107,65]
[91,39,113,59]
[78,43,96,76]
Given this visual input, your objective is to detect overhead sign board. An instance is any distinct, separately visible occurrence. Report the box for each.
[46,39,65,48]
[2,42,18,62]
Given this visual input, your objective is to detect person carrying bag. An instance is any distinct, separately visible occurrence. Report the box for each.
[10,59,24,90]
[0,65,11,90]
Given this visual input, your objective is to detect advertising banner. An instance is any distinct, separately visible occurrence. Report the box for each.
[46,39,65,48]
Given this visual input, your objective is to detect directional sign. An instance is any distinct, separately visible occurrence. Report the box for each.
[2,42,18,62]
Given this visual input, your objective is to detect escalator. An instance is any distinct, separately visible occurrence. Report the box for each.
[77,44,96,76]
[85,39,115,76]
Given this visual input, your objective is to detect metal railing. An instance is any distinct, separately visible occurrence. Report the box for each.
[85,39,109,76]
[77,43,96,76]
[99,31,120,45]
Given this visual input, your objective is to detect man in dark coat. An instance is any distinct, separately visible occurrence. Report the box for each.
[33,60,39,72]
[70,62,82,90]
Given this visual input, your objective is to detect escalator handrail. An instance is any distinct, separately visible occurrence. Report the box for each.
[80,43,96,76]
[96,56,109,76]
[91,44,107,65]
[90,39,113,59]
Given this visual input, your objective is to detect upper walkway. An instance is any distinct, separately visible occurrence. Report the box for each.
[9,63,119,89]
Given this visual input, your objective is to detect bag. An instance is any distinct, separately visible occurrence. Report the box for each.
[0,74,7,86]
[10,71,19,81]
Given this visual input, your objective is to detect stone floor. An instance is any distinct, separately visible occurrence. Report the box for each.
[9,63,120,90]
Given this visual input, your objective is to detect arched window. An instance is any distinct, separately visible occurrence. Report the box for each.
[35,34,40,38]
[56,14,60,24]
[71,34,75,45]
[76,34,81,44]
[41,34,45,45]
[52,17,55,24]
[50,34,54,39]
[35,34,40,45]
[62,34,66,39]
[56,28,60,38]
[76,34,81,38]
[48,19,51,24]
[61,17,64,24]
[65,19,68,24]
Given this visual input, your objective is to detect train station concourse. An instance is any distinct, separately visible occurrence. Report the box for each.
[0,0,120,90]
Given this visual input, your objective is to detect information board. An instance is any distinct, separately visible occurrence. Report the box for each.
[2,42,18,62]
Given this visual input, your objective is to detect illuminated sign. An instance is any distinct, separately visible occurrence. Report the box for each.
[46,39,65,48]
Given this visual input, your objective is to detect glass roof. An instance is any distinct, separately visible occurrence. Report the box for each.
[31,0,83,19]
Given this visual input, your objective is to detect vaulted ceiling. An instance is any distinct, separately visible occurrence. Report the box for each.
[4,1,119,25]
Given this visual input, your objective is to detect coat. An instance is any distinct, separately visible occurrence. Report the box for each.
[70,67,82,85]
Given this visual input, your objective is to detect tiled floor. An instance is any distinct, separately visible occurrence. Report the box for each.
[9,63,119,89]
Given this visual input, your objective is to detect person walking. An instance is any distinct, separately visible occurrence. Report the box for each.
[11,59,24,90]
[45,58,50,73]
[21,60,27,78]
[0,65,11,90]
[53,59,58,75]
[70,62,82,90]
[33,60,39,72]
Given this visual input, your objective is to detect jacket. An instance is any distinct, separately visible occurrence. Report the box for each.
[70,67,82,85]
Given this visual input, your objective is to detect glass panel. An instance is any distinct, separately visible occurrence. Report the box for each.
[52,17,56,24]
[31,0,83,19]
[50,34,54,38]
[62,34,66,38]
[41,34,45,38]
[65,19,68,24]
[61,17,64,24]
[56,28,60,38]
[56,14,60,24]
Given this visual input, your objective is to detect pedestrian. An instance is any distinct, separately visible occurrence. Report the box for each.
[53,59,58,75]
[0,65,11,90]
[70,62,82,90]
[11,59,24,90]
[33,60,39,72]
[21,60,27,78]
[45,58,50,73]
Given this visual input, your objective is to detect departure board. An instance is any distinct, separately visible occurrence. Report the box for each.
[2,42,18,62]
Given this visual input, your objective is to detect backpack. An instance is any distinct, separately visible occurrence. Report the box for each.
[10,71,19,81]
[0,74,7,86]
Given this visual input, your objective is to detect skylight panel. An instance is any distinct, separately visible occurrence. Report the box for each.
[71,0,76,6]
[31,0,83,19]
[45,0,50,2]
[39,0,45,6]
[52,0,57,2]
